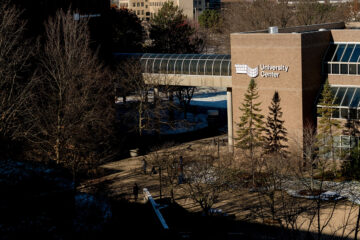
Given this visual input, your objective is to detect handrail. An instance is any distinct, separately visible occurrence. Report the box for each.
[143,188,169,230]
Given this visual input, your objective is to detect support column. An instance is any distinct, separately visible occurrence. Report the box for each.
[227,88,234,152]
[154,87,159,104]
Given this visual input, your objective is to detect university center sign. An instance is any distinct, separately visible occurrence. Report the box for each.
[235,64,289,78]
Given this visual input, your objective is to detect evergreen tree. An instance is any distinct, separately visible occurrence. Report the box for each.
[264,91,288,157]
[110,8,144,52]
[317,79,340,160]
[198,9,222,32]
[236,78,264,186]
[149,1,203,53]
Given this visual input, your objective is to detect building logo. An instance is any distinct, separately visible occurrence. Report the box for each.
[235,64,259,78]
[235,64,289,78]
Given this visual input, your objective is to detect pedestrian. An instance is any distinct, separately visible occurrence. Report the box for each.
[150,166,157,175]
[178,156,184,184]
[133,183,139,202]
[142,158,147,174]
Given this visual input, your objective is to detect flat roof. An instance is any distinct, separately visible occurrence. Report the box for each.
[231,22,345,35]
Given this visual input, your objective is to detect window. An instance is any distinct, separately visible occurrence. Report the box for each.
[332,108,340,118]
[340,44,354,62]
[349,64,357,74]
[324,43,360,75]
[141,2,144,6]
[332,44,346,62]
[340,64,348,74]
[137,3,140,7]
[146,12,150,16]
[332,64,339,74]
[341,108,349,119]
[142,10,144,14]
[317,86,360,120]
[133,3,136,7]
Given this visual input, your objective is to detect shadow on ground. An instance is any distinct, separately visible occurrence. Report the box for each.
[99,196,351,240]
[0,159,352,240]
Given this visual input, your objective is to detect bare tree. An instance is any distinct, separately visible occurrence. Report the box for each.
[175,86,196,120]
[295,0,351,26]
[182,146,229,215]
[303,122,319,191]
[28,10,115,189]
[147,144,183,202]
[0,0,34,156]
[213,0,350,54]
[118,60,179,136]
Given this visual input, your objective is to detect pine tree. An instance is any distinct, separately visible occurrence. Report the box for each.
[236,78,264,186]
[317,79,340,160]
[149,1,203,53]
[264,91,288,157]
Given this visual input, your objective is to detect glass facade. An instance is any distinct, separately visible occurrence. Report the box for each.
[321,135,359,159]
[317,86,360,119]
[324,43,360,75]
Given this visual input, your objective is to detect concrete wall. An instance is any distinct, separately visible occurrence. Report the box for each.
[147,0,194,20]
[301,31,332,130]
[176,0,194,20]
[230,30,332,148]
[231,33,304,147]
[143,74,232,87]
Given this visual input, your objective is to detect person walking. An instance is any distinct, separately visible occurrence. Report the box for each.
[133,183,139,202]
[150,166,157,175]
[142,158,147,174]
[178,156,184,184]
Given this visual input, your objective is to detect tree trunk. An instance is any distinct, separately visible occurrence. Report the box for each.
[139,102,143,136]
[355,206,360,240]
[169,91,174,122]
[184,106,187,119]
[317,200,321,240]
[56,104,61,164]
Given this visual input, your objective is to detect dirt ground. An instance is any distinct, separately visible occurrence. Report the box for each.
[80,135,360,239]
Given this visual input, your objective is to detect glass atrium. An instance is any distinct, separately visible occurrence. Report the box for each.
[317,86,360,119]
[323,43,360,75]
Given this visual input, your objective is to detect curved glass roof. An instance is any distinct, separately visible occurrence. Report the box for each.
[114,53,232,76]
